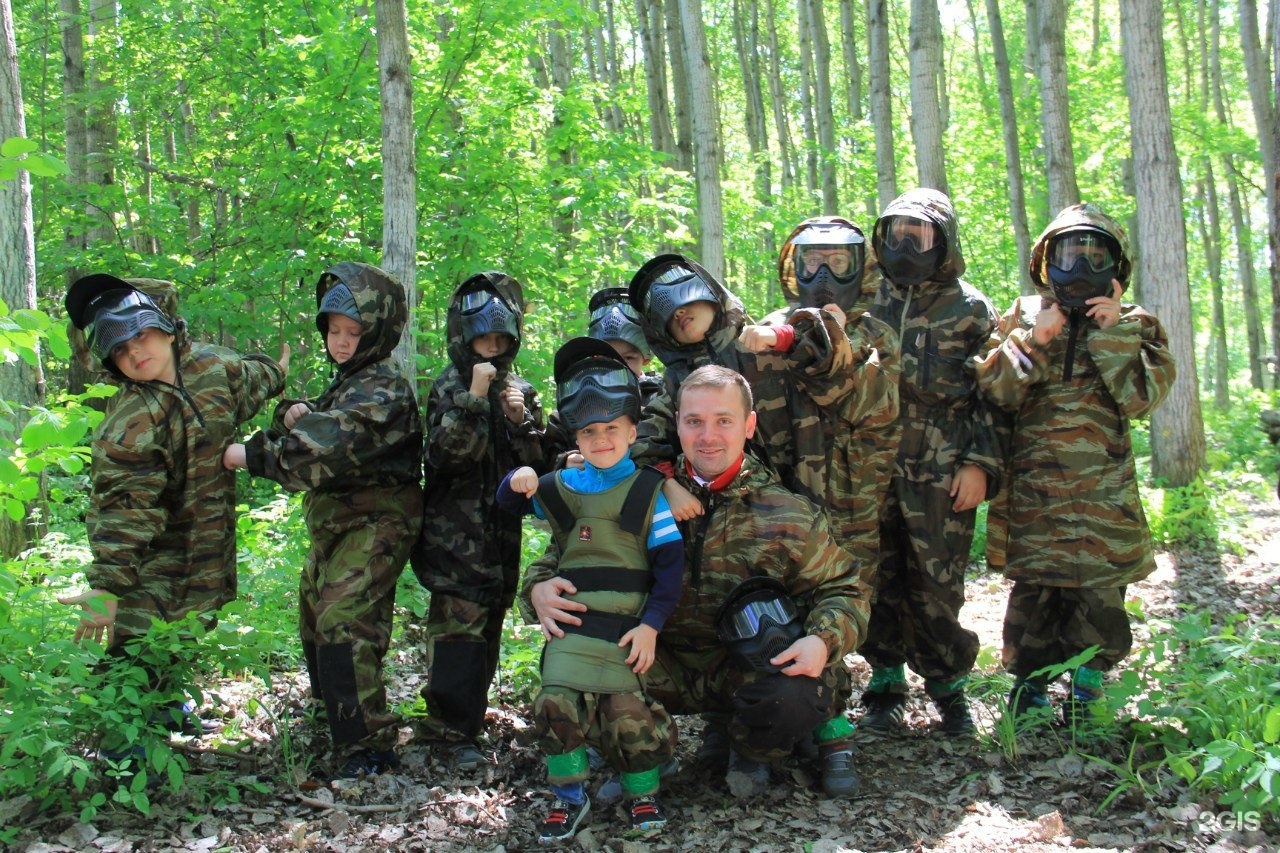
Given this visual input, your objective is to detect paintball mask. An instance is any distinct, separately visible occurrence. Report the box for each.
[629,254,720,331]
[587,287,649,355]
[716,577,805,673]
[459,286,520,345]
[1045,227,1120,309]
[876,214,944,287]
[316,280,362,333]
[791,223,866,312]
[554,337,642,432]
[65,274,178,365]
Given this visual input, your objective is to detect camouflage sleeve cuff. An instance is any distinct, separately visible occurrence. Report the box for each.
[454,389,492,415]
[243,430,272,477]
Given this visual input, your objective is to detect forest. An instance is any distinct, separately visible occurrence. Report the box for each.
[1,0,1279,849]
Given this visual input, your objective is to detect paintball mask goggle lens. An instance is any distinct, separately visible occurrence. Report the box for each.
[1050,231,1115,273]
[794,245,856,283]
[882,216,939,253]
[720,595,799,643]
[1046,229,1119,309]
[460,289,504,314]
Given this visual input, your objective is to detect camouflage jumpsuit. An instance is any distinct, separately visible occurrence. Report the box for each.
[243,263,423,752]
[86,310,285,647]
[974,204,1175,692]
[863,189,1007,701]
[410,272,545,742]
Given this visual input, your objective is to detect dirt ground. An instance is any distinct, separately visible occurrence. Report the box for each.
[9,499,1280,852]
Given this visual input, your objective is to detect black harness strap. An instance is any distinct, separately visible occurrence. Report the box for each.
[619,466,665,537]
[560,566,652,593]
[537,472,576,548]
[562,611,642,643]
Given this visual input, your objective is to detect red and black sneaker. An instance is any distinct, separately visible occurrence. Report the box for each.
[536,796,590,845]
[627,795,668,833]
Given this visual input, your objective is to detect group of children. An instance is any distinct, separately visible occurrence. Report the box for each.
[61,192,1175,844]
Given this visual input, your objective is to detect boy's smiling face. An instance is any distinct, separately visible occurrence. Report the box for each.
[575,416,637,469]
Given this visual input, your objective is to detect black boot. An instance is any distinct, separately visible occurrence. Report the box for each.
[424,640,492,739]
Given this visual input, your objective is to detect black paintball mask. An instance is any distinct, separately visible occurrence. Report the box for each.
[65,274,178,366]
[458,286,520,346]
[554,337,642,432]
[1045,227,1120,310]
[875,214,944,287]
[587,287,649,356]
[792,224,866,312]
[716,577,804,673]
[629,254,720,333]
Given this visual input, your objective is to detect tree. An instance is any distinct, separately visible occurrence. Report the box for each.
[1037,0,1080,212]
[908,0,948,193]
[867,0,896,209]
[1122,0,1205,486]
[0,0,43,558]
[805,0,838,212]
[985,0,1033,294]
[677,0,724,277]
[375,0,417,380]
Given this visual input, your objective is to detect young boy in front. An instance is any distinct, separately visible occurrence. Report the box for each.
[498,338,684,843]
[60,273,286,742]
[410,271,545,771]
[223,262,423,778]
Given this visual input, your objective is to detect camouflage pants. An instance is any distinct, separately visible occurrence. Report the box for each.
[644,641,845,764]
[534,685,676,782]
[861,475,980,690]
[1002,582,1132,682]
[301,502,419,751]
[419,593,508,740]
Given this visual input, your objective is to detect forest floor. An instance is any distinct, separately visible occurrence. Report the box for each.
[11,497,1280,853]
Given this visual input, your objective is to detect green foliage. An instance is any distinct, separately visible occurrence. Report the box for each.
[0,137,70,181]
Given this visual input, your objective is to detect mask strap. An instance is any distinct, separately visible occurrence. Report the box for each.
[1062,308,1082,382]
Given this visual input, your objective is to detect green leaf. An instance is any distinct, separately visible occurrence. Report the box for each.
[24,154,70,177]
[0,137,37,157]
[1168,754,1197,782]
[1264,706,1280,745]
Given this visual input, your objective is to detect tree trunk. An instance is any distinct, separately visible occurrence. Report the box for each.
[986,0,1033,294]
[797,0,818,197]
[1224,160,1264,390]
[1121,0,1205,486]
[664,0,693,173]
[1240,0,1280,384]
[807,0,838,213]
[868,0,896,209]
[1022,0,1038,97]
[0,0,44,557]
[839,0,874,220]
[375,0,417,381]
[1193,0,1227,409]
[635,0,677,158]
[765,0,796,192]
[964,0,987,95]
[731,0,772,219]
[1038,0,1079,212]
[59,0,92,395]
[86,0,117,246]
[908,0,948,193]
[678,0,724,278]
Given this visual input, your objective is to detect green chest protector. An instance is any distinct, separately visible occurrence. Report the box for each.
[537,466,664,694]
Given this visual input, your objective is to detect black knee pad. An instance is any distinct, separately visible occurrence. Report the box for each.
[732,674,829,750]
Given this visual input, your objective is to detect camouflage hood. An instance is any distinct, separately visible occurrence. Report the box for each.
[1029,203,1132,299]
[872,188,967,288]
[316,262,407,375]
[445,271,526,379]
[629,255,747,371]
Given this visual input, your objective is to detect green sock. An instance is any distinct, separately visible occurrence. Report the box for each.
[812,714,856,744]
[867,664,907,692]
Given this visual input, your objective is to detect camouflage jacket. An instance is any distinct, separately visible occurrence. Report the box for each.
[86,341,285,629]
[244,263,423,527]
[630,272,857,509]
[869,189,1008,495]
[523,453,870,666]
[411,272,545,607]
[974,205,1175,587]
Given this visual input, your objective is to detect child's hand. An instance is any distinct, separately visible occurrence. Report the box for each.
[223,443,247,471]
[563,451,585,470]
[821,303,847,329]
[738,324,779,353]
[1085,280,1124,329]
[950,463,987,512]
[620,623,658,674]
[58,589,118,647]
[1033,302,1066,345]
[510,466,539,497]
[500,385,527,424]
[282,402,312,429]
[470,362,497,396]
[278,342,292,374]
[662,479,703,521]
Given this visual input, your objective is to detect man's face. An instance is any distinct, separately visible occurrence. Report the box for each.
[676,384,757,480]
[798,246,853,277]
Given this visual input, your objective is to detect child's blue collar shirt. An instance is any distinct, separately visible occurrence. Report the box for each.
[562,454,636,494]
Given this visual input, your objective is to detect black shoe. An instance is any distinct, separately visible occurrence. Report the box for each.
[156,700,221,736]
[537,796,590,844]
[818,743,859,798]
[695,712,730,764]
[935,693,976,736]
[859,689,907,732]
[450,741,485,771]
[725,749,769,799]
[1006,682,1054,730]
[627,795,668,833]
[337,747,398,779]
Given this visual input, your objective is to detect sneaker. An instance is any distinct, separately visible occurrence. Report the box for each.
[156,700,221,736]
[537,796,590,844]
[1006,682,1054,730]
[818,743,859,798]
[724,749,769,799]
[595,757,679,805]
[627,795,668,833]
[935,693,976,736]
[337,747,398,779]
[450,741,485,771]
[859,689,907,732]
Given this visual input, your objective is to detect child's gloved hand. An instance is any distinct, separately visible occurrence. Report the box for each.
[509,466,539,497]
[470,362,497,396]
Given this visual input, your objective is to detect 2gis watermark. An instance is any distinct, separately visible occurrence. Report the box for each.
[1192,808,1263,834]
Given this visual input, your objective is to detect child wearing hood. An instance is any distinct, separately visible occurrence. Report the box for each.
[409,271,545,771]
[224,262,423,778]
